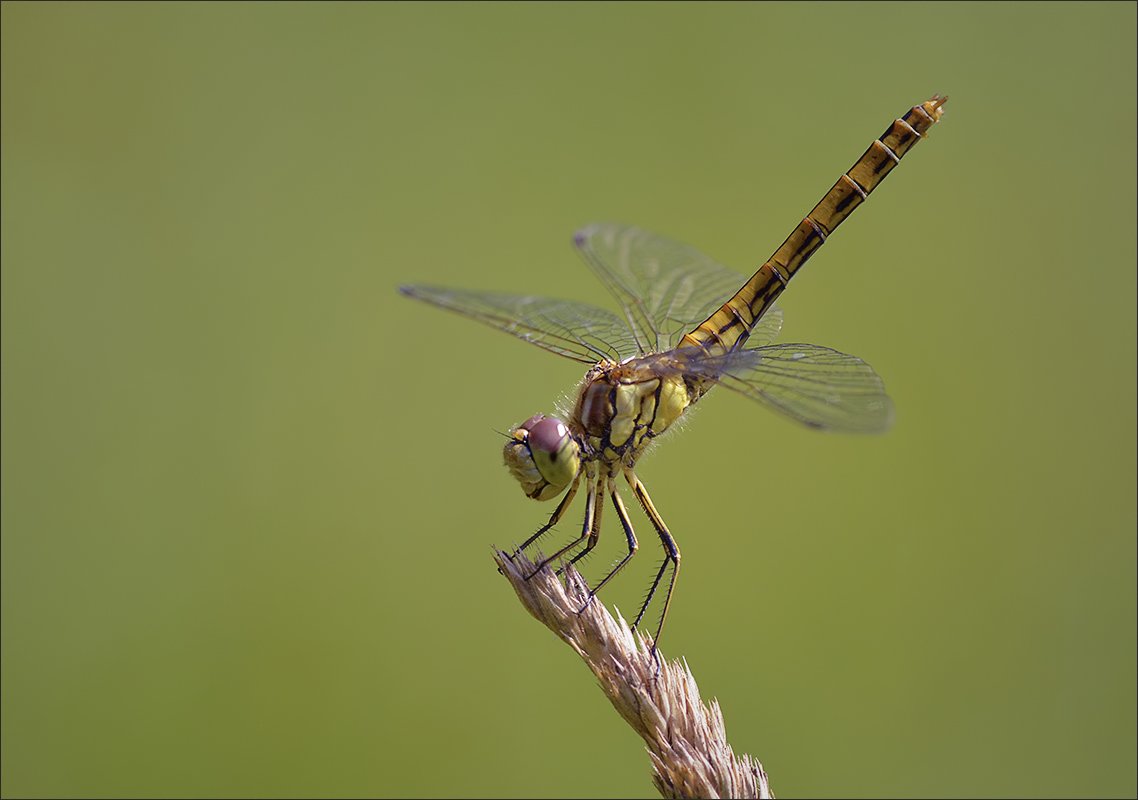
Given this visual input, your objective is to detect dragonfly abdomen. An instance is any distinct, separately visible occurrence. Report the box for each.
[681,95,947,356]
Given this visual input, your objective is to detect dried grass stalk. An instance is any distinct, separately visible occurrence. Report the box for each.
[494,549,773,800]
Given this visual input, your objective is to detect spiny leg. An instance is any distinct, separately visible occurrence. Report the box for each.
[556,478,605,576]
[509,474,581,561]
[571,477,639,615]
[628,471,681,657]
[558,475,623,574]
[525,475,599,581]
[638,558,672,630]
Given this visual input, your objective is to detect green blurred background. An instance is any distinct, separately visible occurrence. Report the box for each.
[3,2,1135,798]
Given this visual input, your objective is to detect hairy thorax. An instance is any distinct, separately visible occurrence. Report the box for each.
[570,355,709,469]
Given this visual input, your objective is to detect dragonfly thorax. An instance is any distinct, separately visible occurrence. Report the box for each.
[503,414,581,501]
[571,358,698,467]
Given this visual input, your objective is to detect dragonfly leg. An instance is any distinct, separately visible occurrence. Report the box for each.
[572,479,639,615]
[525,476,599,581]
[557,475,624,573]
[555,512,598,577]
[510,474,581,561]
[627,471,680,658]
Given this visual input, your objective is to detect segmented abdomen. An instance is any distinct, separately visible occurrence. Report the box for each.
[681,95,947,355]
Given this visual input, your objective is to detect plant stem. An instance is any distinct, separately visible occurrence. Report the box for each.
[494,550,773,799]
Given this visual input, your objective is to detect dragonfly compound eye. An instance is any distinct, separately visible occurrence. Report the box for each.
[502,414,580,501]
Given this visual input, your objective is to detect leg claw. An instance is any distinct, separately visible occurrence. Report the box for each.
[574,592,598,617]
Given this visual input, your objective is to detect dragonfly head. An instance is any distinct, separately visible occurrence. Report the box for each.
[503,414,580,501]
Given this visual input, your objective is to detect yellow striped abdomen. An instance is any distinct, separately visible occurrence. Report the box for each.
[681,95,947,356]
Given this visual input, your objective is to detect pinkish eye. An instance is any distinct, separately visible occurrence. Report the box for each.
[527,417,570,458]
[518,413,546,432]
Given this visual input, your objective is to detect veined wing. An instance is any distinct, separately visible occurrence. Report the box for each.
[398,285,640,364]
[716,343,894,433]
[573,223,783,353]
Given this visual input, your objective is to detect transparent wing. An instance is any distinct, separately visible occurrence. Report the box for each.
[399,284,640,364]
[573,222,782,353]
[716,344,894,433]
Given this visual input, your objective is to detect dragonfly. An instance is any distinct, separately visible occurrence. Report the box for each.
[400,95,946,655]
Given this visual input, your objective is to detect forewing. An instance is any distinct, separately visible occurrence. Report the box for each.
[399,284,639,364]
[573,223,781,353]
[717,344,895,433]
